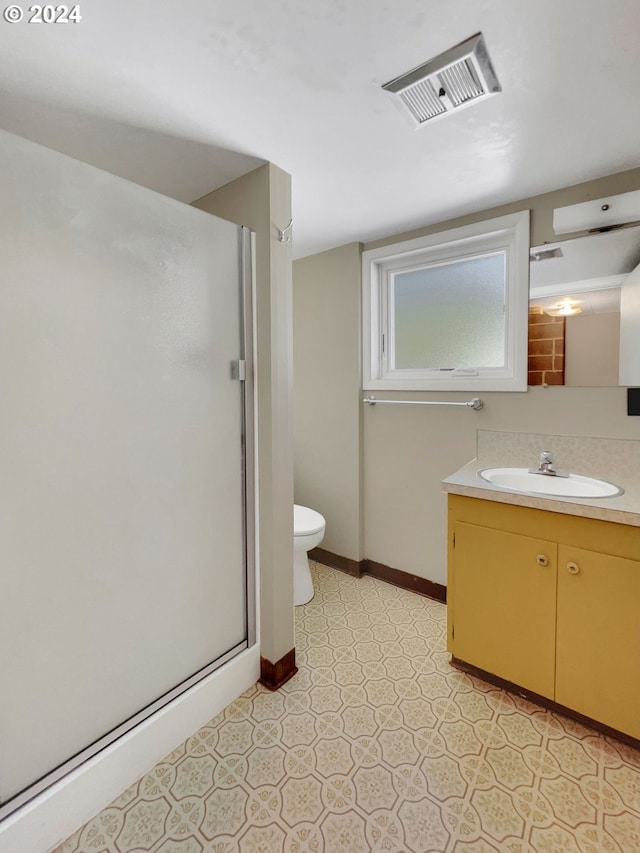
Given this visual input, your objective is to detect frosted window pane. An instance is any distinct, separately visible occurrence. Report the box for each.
[393,253,506,369]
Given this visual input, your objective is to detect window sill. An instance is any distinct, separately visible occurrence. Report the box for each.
[363,377,528,392]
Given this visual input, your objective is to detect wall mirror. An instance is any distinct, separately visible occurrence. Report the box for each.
[529,224,640,386]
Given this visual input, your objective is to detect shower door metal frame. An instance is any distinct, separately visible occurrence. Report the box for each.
[241,226,257,650]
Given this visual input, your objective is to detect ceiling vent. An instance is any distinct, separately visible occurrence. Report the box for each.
[382,33,501,127]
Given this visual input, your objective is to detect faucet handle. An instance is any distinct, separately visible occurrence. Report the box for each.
[530,449,568,477]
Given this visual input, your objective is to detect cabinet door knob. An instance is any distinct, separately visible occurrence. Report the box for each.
[536,554,549,567]
[567,561,580,575]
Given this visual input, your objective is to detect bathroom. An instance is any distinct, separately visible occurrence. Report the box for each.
[3,147,637,853]
[2,2,640,851]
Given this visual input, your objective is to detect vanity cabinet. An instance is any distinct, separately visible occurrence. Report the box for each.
[556,545,640,739]
[448,495,640,740]
[453,522,557,699]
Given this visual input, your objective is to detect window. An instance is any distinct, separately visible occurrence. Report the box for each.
[362,211,530,391]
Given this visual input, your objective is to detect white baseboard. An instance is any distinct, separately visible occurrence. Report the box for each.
[0,644,260,853]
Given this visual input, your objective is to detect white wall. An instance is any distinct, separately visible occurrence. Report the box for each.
[293,243,363,561]
[293,167,640,586]
[363,386,637,585]
[620,262,640,386]
[565,312,620,386]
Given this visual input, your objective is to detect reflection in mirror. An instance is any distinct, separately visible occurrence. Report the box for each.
[528,225,640,387]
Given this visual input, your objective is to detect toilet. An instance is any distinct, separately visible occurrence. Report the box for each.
[293,504,326,605]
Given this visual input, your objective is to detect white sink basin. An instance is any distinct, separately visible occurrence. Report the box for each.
[477,467,623,498]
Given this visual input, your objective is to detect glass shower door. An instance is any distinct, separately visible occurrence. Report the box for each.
[0,129,254,813]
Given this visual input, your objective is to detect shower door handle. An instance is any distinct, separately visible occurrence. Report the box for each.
[231,360,246,380]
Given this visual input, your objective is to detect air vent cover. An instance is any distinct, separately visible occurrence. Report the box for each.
[383,33,501,126]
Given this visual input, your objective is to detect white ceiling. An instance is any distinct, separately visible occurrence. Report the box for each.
[1,0,639,259]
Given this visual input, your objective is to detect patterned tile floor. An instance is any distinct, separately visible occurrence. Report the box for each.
[56,561,640,852]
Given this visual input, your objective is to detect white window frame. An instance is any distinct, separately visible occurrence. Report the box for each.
[362,211,530,392]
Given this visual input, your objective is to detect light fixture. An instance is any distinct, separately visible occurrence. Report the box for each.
[382,33,501,127]
[544,299,583,317]
[553,189,640,235]
[530,247,563,262]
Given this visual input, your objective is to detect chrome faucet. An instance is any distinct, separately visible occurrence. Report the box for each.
[529,450,569,477]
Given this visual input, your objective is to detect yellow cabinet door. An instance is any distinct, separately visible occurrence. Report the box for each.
[452,522,557,699]
[556,545,640,739]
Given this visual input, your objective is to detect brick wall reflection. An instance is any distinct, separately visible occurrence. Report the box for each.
[528,307,565,386]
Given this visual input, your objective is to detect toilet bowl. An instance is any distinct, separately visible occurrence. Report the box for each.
[293,504,326,605]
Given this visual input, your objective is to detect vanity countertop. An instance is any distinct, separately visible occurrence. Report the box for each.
[442,430,640,527]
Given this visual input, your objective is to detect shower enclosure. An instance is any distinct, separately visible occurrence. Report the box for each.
[0,129,255,818]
